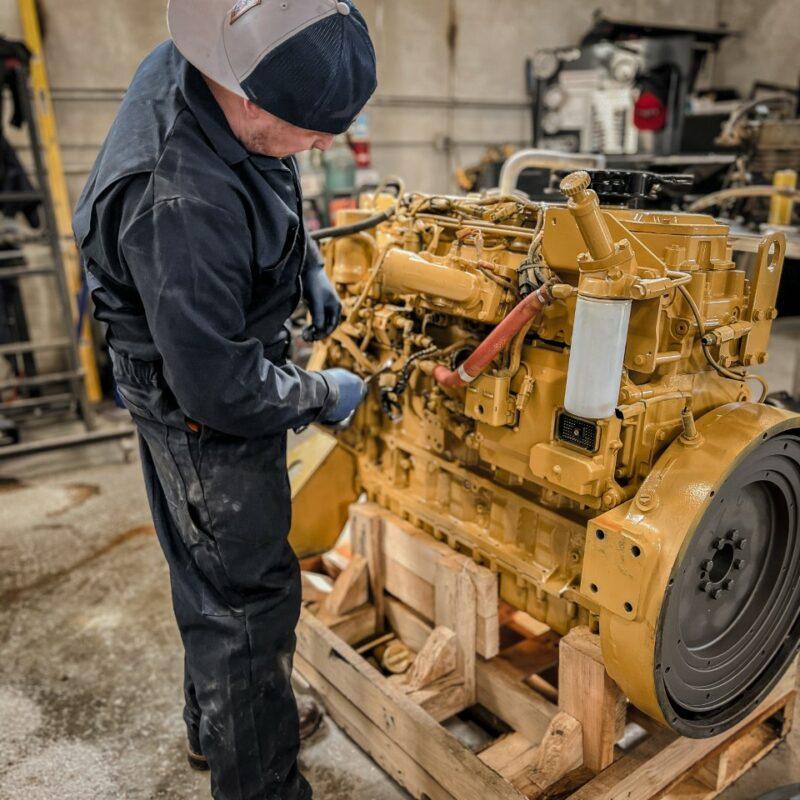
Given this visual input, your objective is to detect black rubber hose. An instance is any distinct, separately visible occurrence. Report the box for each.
[310,207,395,241]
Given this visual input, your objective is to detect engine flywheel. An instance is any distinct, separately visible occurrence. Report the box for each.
[593,403,800,738]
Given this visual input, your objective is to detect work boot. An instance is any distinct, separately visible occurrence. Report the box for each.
[186,724,209,772]
[298,695,323,740]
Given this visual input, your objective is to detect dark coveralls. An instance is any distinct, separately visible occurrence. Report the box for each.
[73,41,342,800]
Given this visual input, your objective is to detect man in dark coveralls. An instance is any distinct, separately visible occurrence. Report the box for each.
[72,1,377,797]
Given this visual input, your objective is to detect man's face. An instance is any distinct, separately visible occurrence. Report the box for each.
[239,101,334,157]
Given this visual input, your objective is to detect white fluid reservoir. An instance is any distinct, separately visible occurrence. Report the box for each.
[564,296,632,420]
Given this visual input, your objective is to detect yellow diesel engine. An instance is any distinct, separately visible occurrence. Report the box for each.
[301,171,800,739]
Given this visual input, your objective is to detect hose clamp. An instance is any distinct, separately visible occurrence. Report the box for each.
[457,364,478,384]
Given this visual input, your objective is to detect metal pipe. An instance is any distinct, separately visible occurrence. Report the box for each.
[433,286,551,388]
[688,185,800,213]
[498,149,607,196]
[382,249,481,305]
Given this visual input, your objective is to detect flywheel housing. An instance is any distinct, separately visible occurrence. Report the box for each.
[590,403,800,737]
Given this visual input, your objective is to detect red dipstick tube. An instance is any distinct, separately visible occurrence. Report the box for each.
[432,286,552,388]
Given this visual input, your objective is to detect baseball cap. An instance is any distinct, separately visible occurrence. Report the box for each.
[167,0,377,135]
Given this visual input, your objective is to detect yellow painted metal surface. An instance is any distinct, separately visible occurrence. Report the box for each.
[593,402,798,725]
[300,174,798,727]
[17,0,102,402]
[288,430,358,558]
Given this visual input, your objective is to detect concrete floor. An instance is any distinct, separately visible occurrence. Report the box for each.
[1,320,799,800]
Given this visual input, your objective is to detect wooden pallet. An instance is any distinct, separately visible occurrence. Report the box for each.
[297,503,797,800]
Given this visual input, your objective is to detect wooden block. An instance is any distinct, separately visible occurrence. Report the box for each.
[385,596,433,652]
[296,609,527,800]
[405,626,458,692]
[476,613,501,660]
[476,656,558,745]
[408,674,468,722]
[301,571,333,604]
[321,547,349,579]
[524,711,583,793]
[316,603,376,645]
[507,610,551,640]
[526,674,558,705]
[461,557,500,620]
[321,553,368,616]
[349,503,385,632]
[435,555,477,704]
[558,627,626,773]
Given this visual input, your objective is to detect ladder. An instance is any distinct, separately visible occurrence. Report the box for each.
[0,51,130,459]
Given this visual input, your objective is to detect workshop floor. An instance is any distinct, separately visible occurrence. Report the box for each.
[1,320,798,800]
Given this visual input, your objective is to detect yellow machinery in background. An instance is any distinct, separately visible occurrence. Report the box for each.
[291,169,800,739]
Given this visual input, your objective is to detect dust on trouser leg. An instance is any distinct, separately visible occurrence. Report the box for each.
[136,420,311,800]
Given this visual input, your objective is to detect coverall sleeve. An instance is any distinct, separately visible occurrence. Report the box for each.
[302,234,325,276]
[120,195,337,437]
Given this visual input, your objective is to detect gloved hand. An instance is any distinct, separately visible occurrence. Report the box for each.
[320,368,367,425]
[303,267,342,342]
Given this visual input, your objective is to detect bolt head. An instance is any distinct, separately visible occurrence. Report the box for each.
[712,538,725,550]
[734,559,745,570]
[710,588,723,600]
[736,538,747,550]
[699,580,711,591]
[702,560,714,571]
[723,579,734,590]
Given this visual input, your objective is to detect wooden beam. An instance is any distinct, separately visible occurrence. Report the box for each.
[385,596,432,652]
[435,555,477,704]
[384,556,435,619]
[479,733,537,775]
[476,655,559,744]
[558,627,626,773]
[349,503,386,632]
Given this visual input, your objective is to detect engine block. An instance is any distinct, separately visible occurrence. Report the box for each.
[304,172,800,737]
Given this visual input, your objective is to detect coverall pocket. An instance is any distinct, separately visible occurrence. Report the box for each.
[201,584,242,617]
[117,382,160,421]
[190,430,296,602]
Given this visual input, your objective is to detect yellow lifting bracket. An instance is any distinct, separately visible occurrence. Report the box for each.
[17,0,103,403]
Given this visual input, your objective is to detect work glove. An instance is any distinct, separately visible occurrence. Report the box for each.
[303,267,342,342]
[320,368,367,425]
